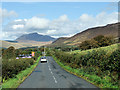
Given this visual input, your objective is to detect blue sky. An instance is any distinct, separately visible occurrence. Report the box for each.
[1,2,118,40]
[2,2,117,20]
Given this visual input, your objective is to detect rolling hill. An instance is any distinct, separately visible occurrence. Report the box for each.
[1,40,52,49]
[51,22,119,47]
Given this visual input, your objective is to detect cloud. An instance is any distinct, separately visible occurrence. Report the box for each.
[1,11,118,40]
[46,30,56,34]
[0,8,18,24]
[79,14,93,22]
[12,24,24,29]
[55,14,69,22]
[25,17,49,31]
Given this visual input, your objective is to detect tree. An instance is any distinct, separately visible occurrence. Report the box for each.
[93,35,105,47]
[79,40,91,50]
[3,46,15,59]
[15,49,20,57]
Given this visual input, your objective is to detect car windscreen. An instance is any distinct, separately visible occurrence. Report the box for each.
[41,57,46,59]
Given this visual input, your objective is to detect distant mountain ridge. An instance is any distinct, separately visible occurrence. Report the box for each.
[51,22,119,47]
[16,32,56,42]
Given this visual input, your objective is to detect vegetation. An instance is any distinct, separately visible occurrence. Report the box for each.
[52,56,118,88]
[2,58,34,81]
[1,46,42,84]
[79,35,116,50]
[53,35,117,52]
[70,43,118,55]
[47,43,120,88]
[2,56,41,88]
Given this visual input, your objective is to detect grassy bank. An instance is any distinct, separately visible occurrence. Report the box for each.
[2,56,41,88]
[69,43,118,55]
[53,55,118,88]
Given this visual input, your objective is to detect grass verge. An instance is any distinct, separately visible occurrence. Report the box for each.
[52,55,118,88]
[2,56,41,88]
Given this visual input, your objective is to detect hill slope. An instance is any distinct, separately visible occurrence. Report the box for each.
[0,40,25,49]
[52,22,119,46]
[1,40,52,49]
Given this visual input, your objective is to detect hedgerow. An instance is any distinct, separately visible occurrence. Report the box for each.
[50,45,119,87]
[1,46,41,82]
[2,58,34,81]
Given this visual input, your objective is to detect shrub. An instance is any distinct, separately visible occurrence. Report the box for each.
[2,46,15,59]
[52,45,119,86]
[2,58,34,81]
[79,35,116,50]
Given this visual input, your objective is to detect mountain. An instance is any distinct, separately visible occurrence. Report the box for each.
[51,22,119,47]
[16,32,56,42]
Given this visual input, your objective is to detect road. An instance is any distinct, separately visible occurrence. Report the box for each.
[18,56,99,89]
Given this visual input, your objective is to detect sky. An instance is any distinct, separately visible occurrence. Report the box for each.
[1,2,118,40]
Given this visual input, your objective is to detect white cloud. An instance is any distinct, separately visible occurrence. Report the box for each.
[56,14,69,22]
[14,19,22,22]
[0,8,17,24]
[12,24,24,29]
[79,14,93,22]
[14,19,27,22]
[25,17,49,30]
[1,12,118,40]
[46,30,56,34]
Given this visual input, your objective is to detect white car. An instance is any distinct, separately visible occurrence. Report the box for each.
[40,56,47,63]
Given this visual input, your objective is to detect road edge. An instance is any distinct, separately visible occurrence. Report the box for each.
[52,55,100,89]
[17,56,41,88]
[2,56,41,88]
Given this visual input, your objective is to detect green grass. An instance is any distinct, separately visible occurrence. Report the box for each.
[52,55,118,88]
[69,43,119,55]
[2,56,41,88]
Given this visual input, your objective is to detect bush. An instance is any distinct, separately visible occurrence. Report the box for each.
[2,46,15,59]
[52,45,119,86]
[2,58,34,81]
[79,35,115,50]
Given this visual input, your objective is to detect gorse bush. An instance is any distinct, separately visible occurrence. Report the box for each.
[2,58,34,81]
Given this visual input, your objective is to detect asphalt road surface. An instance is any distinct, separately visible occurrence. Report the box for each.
[18,56,99,89]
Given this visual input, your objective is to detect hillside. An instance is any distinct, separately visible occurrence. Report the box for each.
[0,40,25,49]
[16,32,56,42]
[69,43,119,55]
[1,40,52,49]
[51,22,119,47]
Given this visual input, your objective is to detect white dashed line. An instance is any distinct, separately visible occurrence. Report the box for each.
[48,64,57,83]
[53,75,57,83]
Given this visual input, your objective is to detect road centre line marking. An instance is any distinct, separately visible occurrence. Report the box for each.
[48,64,57,83]
[53,76,57,83]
